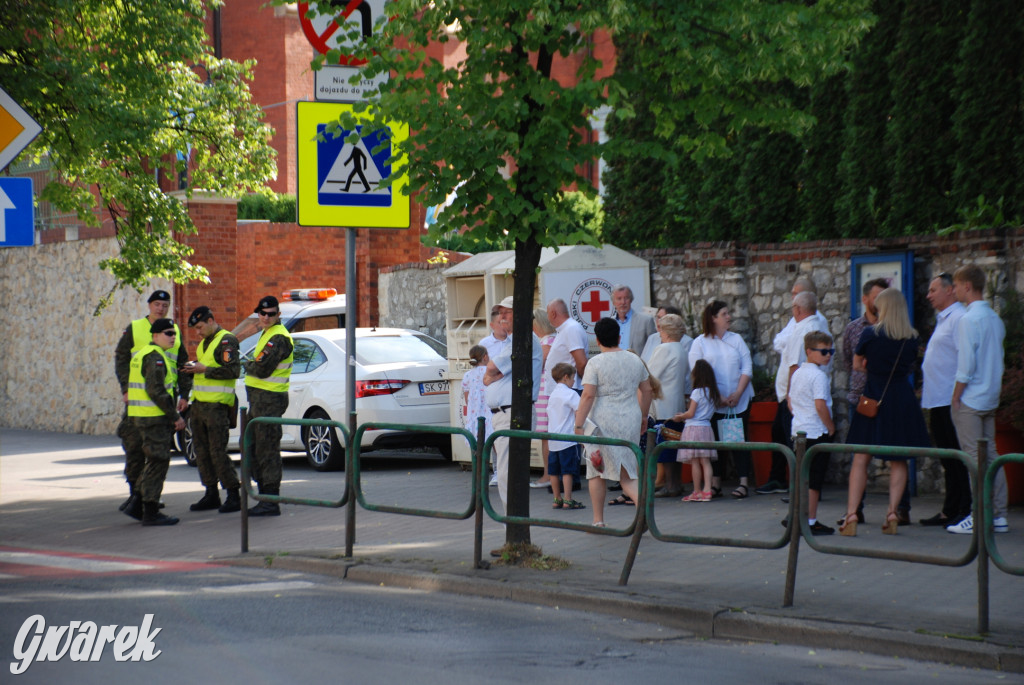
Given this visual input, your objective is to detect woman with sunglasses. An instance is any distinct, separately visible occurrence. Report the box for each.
[840,288,930,536]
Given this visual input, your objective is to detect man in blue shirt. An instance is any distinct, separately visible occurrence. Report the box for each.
[946,264,1008,535]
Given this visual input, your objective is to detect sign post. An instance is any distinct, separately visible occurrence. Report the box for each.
[296,4,403,557]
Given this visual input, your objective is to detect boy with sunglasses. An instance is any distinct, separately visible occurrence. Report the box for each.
[786,330,836,534]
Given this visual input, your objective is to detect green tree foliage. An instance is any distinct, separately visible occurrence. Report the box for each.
[884,0,968,235]
[299,0,867,537]
[603,1,873,248]
[797,74,848,239]
[950,1,1024,218]
[0,0,276,308]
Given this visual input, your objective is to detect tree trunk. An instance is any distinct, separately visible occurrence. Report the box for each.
[506,234,542,545]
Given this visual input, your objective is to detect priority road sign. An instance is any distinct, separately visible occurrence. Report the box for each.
[0,87,41,172]
[0,177,35,247]
[296,101,409,228]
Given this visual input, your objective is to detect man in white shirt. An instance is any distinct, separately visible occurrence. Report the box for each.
[545,298,589,388]
[479,305,511,361]
[947,265,1009,535]
[759,279,829,495]
[919,273,970,527]
[483,296,543,515]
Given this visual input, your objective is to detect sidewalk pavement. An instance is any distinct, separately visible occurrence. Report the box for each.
[2,428,1023,672]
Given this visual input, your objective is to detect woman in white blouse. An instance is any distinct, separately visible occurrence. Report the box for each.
[687,300,754,498]
[648,314,691,497]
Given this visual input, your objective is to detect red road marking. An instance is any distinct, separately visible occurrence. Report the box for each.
[0,547,219,580]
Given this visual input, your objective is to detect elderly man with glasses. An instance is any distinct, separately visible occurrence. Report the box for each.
[114,290,190,517]
[242,296,294,517]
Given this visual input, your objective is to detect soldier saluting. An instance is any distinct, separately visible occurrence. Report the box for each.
[243,296,293,517]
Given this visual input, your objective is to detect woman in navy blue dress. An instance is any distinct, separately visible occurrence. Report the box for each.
[841,289,930,536]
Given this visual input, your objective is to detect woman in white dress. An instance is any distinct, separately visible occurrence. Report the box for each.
[687,300,754,499]
[574,317,653,528]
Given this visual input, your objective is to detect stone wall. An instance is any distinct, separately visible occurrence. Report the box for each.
[0,237,172,434]
[378,261,450,341]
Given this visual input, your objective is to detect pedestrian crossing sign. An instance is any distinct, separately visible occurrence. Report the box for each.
[297,101,409,228]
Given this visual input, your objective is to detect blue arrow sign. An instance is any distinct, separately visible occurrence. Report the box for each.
[0,177,35,247]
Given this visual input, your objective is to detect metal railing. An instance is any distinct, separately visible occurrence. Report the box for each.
[236,413,1021,634]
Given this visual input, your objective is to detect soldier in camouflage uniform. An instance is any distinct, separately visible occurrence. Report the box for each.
[243,296,293,516]
[114,290,190,513]
[125,318,186,526]
[181,306,242,513]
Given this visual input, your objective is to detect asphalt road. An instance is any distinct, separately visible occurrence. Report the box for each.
[0,560,1006,685]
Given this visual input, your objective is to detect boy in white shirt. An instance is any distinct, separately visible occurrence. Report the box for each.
[787,330,836,535]
[546,363,585,510]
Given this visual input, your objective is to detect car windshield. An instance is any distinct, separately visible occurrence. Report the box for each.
[357,335,445,365]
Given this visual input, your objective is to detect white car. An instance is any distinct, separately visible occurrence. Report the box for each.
[219,327,451,471]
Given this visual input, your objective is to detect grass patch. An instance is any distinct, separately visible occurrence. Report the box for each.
[491,543,571,570]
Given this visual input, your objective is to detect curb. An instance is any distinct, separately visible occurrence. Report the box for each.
[219,552,1024,673]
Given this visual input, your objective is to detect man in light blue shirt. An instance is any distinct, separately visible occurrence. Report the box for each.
[919,273,970,527]
[612,285,656,353]
[947,264,1008,534]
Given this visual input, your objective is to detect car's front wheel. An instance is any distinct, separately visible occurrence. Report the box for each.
[176,414,197,467]
[302,408,345,471]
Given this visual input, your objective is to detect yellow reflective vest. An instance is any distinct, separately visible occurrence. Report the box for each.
[131,317,181,358]
[192,328,236,405]
[127,344,177,418]
[244,324,293,393]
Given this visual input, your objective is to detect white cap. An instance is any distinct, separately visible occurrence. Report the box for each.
[498,295,514,309]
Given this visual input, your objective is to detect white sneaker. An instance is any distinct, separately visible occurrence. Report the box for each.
[489,474,498,487]
[529,479,550,489]
[993,516,1010,533]
[947,515,973,534]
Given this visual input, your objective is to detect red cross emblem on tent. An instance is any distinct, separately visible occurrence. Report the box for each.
[569,278,614,332]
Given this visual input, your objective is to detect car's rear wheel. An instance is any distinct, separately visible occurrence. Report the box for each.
[176,414,197,467]
[302,408,345,471]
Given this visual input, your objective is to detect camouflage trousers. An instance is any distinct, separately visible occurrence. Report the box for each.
[133,416,175,504]
[118,409,145,485]
[191,400,240,490]
[245,387,289,490]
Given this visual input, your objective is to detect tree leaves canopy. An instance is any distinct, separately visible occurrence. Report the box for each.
[0,0,276,307]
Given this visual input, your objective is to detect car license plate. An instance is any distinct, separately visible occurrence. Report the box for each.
[419,380,449,395]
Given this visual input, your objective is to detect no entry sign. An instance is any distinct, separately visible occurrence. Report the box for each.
[298,0,387,63]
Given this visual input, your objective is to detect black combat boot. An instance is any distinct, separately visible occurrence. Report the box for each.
[123,493,143,520]
[119,482,135,511]
[189,486,221,511]
[218,487,241,513]
[247,486,280,517]
[141,501,179,526]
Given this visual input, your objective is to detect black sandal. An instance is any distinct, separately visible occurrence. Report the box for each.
[608,495,634,506]
[731,485,749,499]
